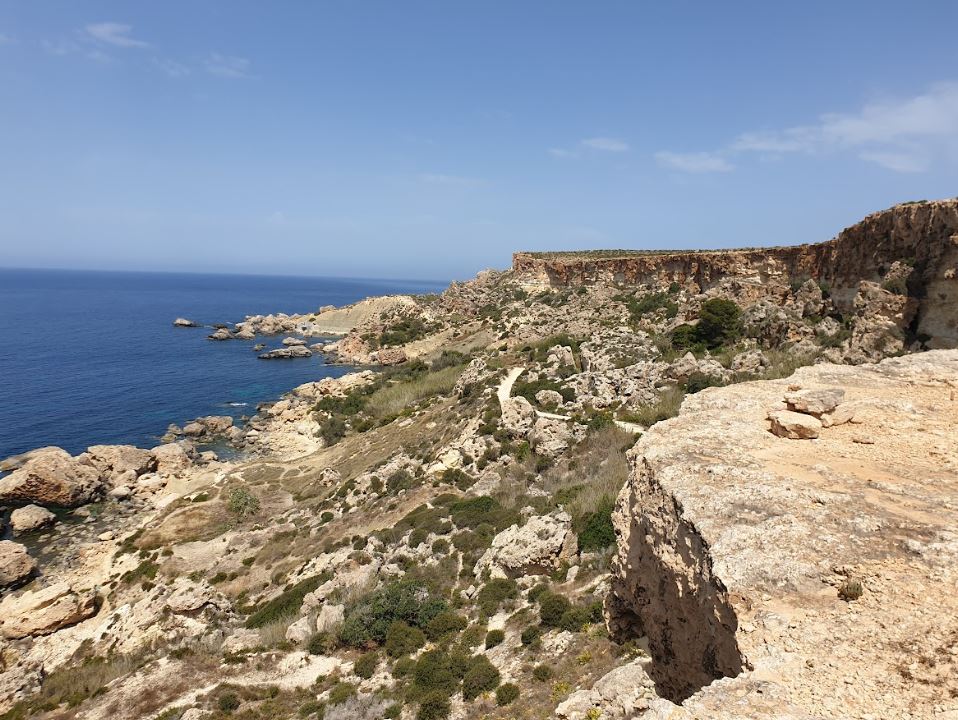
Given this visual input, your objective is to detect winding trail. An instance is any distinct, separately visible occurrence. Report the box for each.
[496,367,643,433]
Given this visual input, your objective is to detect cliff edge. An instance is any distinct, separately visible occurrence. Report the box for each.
[608,350,958,719]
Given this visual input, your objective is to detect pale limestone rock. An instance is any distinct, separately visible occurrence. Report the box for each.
[172,317,197,327]
[82,444,156,482]
[783,388,845,417]
[0,582,96,638]
[150,443,193,476]
[0,447,103,507]
[474,512,576,578]
[768,409,822,439]
[9,505,56,534]
[282,336,306,346]
[530,416,573,457]
[207,328,233,340]
[500,396,536,438]
[0,541,37,587]
[555,658,658,719]
[315,603,345,632]
[454,358,491,397]
[376,347,407,366]
[535,389,564,407]
[730,349,769,375]
[285,616,313,644]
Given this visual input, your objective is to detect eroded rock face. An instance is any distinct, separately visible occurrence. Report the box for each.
[0,582,97,638]
[0,447,103,507]
[83,444,156,483]
[608,350,958,717]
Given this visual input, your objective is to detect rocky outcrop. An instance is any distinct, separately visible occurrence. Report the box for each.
[608,350,958,717]
[0,582,98,638]
[83,444,156,483]
[0,447,103,507]
[172,318,198,327]
[474,512,576,578]
[0,541,37,588]
[258,345,312,359]
[514,199,958,348]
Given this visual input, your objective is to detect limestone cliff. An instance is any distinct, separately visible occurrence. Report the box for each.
[514,199,958,348]
[607,350,958,719]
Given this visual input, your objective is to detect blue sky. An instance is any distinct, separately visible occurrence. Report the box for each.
[1,2,956,281]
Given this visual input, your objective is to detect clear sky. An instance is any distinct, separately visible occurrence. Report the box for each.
[1,2,956,281]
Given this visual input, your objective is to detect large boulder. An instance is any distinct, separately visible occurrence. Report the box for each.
[258,345,312,359]
[0,541,37,588]
[555,658,658,719]
[474,512,576,578]
[793,279,825,318]
[9,505,56,535]
[376,347,408,366]
[783,388,845,417]
[150,443,193,477]
[529,416,573,457]
[173,318,197,327]
[82,445,156,483]
[0,447,103,507]
[500,397,536,438]
[768,409,822,439]
[0,582,97,639]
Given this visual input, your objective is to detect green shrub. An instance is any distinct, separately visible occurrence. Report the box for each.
[424,611,467,641]
[340,579,447,648]
[460,624,486,649]
[576,497,615,552]
[558,605,592,632]
[450,496,517,531]
[538,592,572,627]
[477,578,518,616]
[696,298,742,349]
[527,583,550,603]
[881,277,908,295]
[308,631,336,656]
[412,650,460,698]
[496,683,519,706]
[387,469,415,492]
[462,655,501,700]
[392,655,417,677]
[226,488,260,517]
[485,629,505,648]
[441,468,475,490]
[353,651,379,679]
[416,691,451,720]
[520,626,540,646]
[245,575,325,628]
[670,323,701,353]
[532,664,554,681]
[327,682,356,706]
[318,416,347,445]
[431,350,469,371]
[384,704,402,719]
[217,692,240,713]
[685,372,724,394]
[384,621,427,657]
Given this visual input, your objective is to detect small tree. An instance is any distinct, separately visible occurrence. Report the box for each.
[696,298,742,349]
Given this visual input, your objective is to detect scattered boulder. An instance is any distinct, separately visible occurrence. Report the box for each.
[315,603,345,632]
[282,337,307,346]
[82,444,156,483]
[474,512,576,578]
[535,389,565,407]
[793,279,825,318]
[530,416,573,457]
[9,505,56,535]
[454,358,491,398]
[151,443,193,476]
[555,658,658,719]
[784,388,845,417]
[0,541,37,588]
[376,347,408,366]
[730,349,769,375]
[500,396,536,438]
[207,328,233,341]
[768,409,822,439]
[0,447,103,507]
[173,318,198,327]
[0,582,97,639]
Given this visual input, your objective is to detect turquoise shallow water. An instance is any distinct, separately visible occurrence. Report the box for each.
[0,268,446,458]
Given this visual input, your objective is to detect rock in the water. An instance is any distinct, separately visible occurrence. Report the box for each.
[0,541,37,588]
[768,409,822,439]
[258,345,312,359]
[9,505,56,535]
[0,447,103,507]
[282,336,306,346]
[207,328,233,341]
[0,582,97,639]
[173,318,198,327]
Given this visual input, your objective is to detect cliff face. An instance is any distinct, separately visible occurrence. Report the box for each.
[513,199,958,347]
[608,351,958,718]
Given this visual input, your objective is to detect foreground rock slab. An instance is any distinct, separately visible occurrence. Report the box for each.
[0,447,102,507]
[0,541,37,588]
[608,350,958,718]
[0,582,98,639]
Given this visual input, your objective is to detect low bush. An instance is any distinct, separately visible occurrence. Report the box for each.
[424,611,467,641]
[538,592,572,627]
[308,631,336,656]
[217,692,241,713]
[226,487,260,517]
[327,682,356,706]
[462,655,500,700]
[318,416,347,446]
[245,574,325,629]
[340,579,446,648]
[484,629,505,648]
[353,652,379,679]
[558,605,592,632]
[496,683,519,706]
[685,372,724,394]
[532,664,554,681]
[520,625,541,646]
[576,497,615,552]
[476,578,518,616]
[416,691,451,720]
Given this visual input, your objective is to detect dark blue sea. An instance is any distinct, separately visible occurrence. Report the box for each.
[0,269,447,459]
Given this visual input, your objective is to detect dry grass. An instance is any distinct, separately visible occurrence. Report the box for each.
[542,426,633,519]
[617,385,685,428]
[760,347,821,380]
[365,365,463,418]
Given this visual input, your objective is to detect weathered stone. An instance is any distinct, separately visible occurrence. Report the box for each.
[768,409,822,439]
[82,444,156,482]
[315,603,345,632]
[474,512,576,578]
[0,541,37,587]
[9,505,56,535]
[0,447,103,507]
[0,582,97,638]
[784,388,845,417]
[376,347,408,366]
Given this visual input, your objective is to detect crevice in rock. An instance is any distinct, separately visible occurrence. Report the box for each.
[607,457,748,703]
